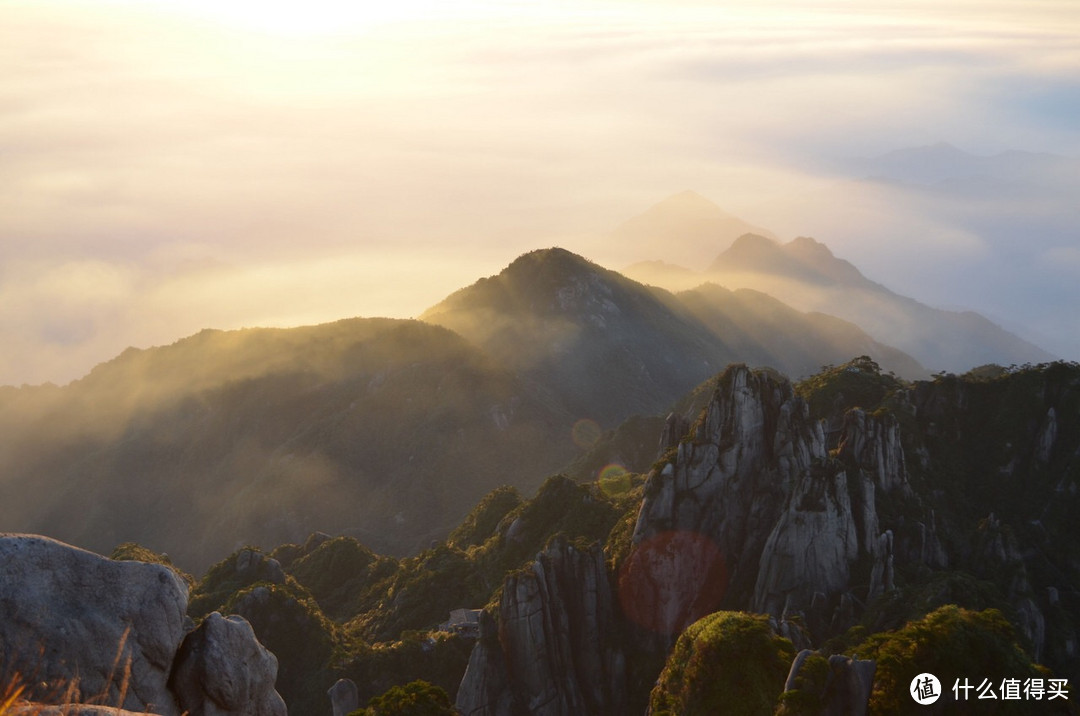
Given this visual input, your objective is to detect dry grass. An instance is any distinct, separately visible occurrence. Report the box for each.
[1,677,27,715]
[0,627,144,716]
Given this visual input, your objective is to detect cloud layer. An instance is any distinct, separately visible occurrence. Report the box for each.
[2,0,1078,384]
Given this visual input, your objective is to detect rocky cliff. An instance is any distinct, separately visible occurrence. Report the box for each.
[455,360,1080,715]
[456,537,626,716]
[625,364,924,643]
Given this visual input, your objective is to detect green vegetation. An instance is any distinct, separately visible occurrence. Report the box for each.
[795,355,906,420]
[446,485,521,549]
[110,541,194,587]
[775,652,831,716]
[563,414,667,482]
[284,536,398,620]
[349,680,456,716]
[648,611,795,716]
[187,547,289,619]
[853,606,1062,715]
[858,569,1014,638]
[170,359,1080,716]
[223,581,339,715]
[348,544,485,643]
[180,472,637,715]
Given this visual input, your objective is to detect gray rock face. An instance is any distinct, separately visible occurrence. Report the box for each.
[235,548,286,585]
[170,611,287,716]
[630,366,826,635]
[0,534,188,715]
[456,537,625,716]
[629,365,912,639]
[328,678,359,716]
[836,408,909,496]
[454,610,519,716]
[752,461,861,616]
[783,649,876,716]
[0,535,287,716]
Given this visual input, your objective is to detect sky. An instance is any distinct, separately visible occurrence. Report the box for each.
[2,0,1078,386]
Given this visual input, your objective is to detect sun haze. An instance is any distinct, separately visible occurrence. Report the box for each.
[2,0,1077,385]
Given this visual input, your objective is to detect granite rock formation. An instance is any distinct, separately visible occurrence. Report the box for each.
[0,534,188,715]
[170,612,287,716]
[0,535,286,716]
[456,537,626,716]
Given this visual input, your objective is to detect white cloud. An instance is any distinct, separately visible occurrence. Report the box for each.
[2,0,1078,384]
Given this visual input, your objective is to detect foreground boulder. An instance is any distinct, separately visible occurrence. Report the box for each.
[170,612,287,716]
[0,534,188,715]
[11,707,159,716]
[0,534,286,716]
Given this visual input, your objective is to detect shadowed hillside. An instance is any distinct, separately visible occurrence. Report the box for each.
[422,248,923,424]
[0,318,577,570]
[1,248,925,572]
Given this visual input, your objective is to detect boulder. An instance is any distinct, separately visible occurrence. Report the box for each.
[781,650,875,716]
[328,678,359,716]
[11,707,156,716]
[170,611,287,716]
[0,534,187,715]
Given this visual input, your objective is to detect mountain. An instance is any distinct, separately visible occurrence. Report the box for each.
[456,360,1080,713]
[753,146,1080,363]
[123,358,1074,716]
[0,318,578,570]
[608,190,777,267]
[675,283,925,380]
[0,248,925,571]
[420,248,731,425]
[710,233,872,288]
[421,248,923,424]
[847,142,1080,190]
[626,232,1054,373]
[6,359,1079,715]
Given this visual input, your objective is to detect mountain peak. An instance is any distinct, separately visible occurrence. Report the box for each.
[710,233,874,290]
[654,189,727,211]
[729,233,781,251]
[422,247,615,326]
[610,192,777,267]
[505,247,594,275]
[786,235,835,258]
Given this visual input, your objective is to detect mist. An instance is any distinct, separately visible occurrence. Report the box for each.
[3,0,1078,385]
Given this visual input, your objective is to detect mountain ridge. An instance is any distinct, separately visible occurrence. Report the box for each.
[623,214,1054,373]
[0,244,928,571]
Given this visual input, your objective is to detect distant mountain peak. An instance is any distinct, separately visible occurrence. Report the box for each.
[610,191,777,267]
[709,233,874,290]
[786,235,835,258]
[729,233,780,250]
[654,189,728,211]
[873,141,972,160]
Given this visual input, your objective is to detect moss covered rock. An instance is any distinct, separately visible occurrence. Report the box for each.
[648,611,795,716]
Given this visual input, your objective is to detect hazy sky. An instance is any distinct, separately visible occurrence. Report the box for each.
[3,0,1078,385]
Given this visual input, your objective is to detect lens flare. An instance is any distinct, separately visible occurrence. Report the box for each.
[571,418,602,449]
[617,530,729,636]
[598,463,627,481]
[597,463,632,497]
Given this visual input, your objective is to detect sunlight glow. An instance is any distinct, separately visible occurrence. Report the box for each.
[146,0,455,34]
